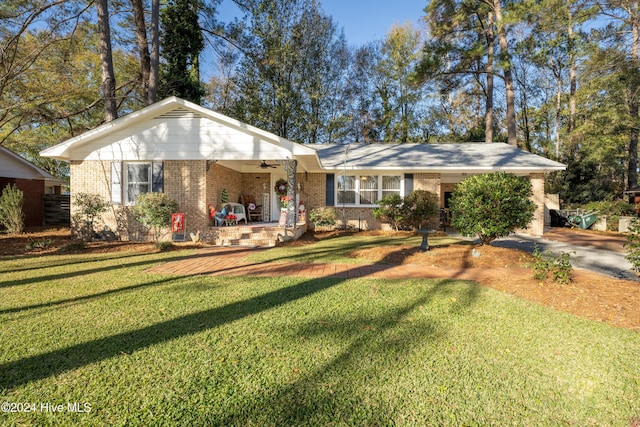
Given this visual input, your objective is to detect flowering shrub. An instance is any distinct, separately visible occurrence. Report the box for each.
[225,214,237,222]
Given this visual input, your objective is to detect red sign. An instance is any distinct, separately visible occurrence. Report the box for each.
[171,213,185,233]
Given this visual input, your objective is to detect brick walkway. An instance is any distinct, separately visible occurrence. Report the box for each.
[146,246,525,282]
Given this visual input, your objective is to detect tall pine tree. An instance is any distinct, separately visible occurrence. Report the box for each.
[160,0,205,103]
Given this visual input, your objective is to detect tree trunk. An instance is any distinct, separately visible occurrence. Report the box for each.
[485,11,495,143]
[629,0,639,191]
[131,0,151,104]
[494,0,517,146]
[148,0,160,104]
[555,69,562,158]
[568,12,577,136]
[96,0,117,121]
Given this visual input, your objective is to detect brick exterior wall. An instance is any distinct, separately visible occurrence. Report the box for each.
[71,160,212,240]
[0,178,45,227]
[414,173,441,195]
[69,161,550,239]
[296,172,326,212]
[69,160,121,238]
[207,164,242,209]
[333,207,383,230]
[241,172,271,204]
[299,172,445,230]
[165,160,208,234]
[441,174,546,236]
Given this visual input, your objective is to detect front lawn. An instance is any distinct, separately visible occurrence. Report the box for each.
[0,248,639,426]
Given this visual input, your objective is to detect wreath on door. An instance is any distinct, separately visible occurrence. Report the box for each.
[274,178,288,196]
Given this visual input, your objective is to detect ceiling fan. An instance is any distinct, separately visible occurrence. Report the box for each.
[259,160,277,169]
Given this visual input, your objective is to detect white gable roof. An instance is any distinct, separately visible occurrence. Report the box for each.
[311,143,566,174]
[40,97,321,170]
[0,146,57,180]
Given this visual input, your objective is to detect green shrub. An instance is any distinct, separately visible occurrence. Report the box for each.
[73,193,109,240]
[373,194,404,231]
[25,238,53,251]
[155,241,175,251]
[402,190,440,229]
[132,192,179,241]
[530,245,574,284]
[625,218,640,275]
[374,191,440,231]
[308,207,337,229]
[0,184,25,234]
[449,172,536,245]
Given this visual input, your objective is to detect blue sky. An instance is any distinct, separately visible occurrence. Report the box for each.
[216,0,427,46]
[318,0,426,45]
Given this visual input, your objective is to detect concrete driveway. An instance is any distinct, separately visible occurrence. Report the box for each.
[491,231,638,281]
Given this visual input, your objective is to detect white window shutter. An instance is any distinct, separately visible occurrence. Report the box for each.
[111,162,123,204]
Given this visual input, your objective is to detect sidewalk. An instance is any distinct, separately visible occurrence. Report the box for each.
[147,228,638,281]
[146,246,531,283]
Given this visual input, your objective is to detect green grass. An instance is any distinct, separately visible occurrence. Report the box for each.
[0,246,639,426]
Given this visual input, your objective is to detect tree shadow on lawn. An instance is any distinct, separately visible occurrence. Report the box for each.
[215,278,480,426]
[0,246,481,394]
[0,246,254,289]
[0,276,179,316]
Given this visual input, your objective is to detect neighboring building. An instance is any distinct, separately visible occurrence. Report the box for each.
[41,97,566,240]
[0,146,65,227]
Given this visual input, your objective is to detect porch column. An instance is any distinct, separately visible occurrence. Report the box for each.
[284,159,297,227]
[529,173,545,236]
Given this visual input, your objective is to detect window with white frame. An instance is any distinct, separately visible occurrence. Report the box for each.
[337,175,356,204]
[111,161,164,205]
[382,175,401,198]
[337,174,402,206]
[126,162,152,204]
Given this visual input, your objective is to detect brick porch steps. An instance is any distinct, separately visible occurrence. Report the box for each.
[209,223,307,247]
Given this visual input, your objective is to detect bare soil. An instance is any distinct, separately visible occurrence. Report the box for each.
[2,227,639,331]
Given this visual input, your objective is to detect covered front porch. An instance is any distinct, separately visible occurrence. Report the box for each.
[206,161,304,224]
[203,158,315,247]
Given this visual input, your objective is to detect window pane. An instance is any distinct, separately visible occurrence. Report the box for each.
[338,190,356,204]
[337,175,356,204]
[126,163,152,205]
[360,190,379,204]
[337,175,355,191]
[359,175,378,190]
[382,176,401,190]
[127,164,150,182]
[382,175,401,199]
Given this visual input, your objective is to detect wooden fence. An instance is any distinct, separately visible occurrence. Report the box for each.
[43,194,70,225]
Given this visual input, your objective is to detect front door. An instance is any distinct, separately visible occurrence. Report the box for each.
[271,172,286,221]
